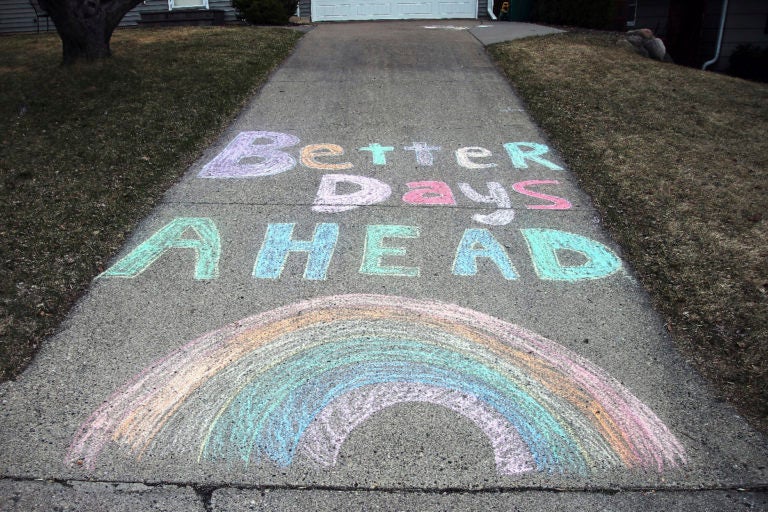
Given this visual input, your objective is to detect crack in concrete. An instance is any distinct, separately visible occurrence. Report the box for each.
[3,476,767,495]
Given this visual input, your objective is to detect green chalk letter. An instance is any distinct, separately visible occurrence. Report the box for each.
[360,225,420,277]
[503,142,563,170]
[522,228,621,281]
[359,143,395,165]
[101,217,220,279]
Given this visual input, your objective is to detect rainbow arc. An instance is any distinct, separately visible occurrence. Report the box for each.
[67,295,686,475]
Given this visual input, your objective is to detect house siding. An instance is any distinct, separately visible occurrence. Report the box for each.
[122,9,142,26]
[133,0,239,23]
[634,0,670,35]
[697,2,724,66]
[694,0,768,70]
[717,0,768,69]
[298,0,310,17]
[633,0,767,70]
[0,0,139,34]
[0,0,245,34]
[0,0,55,34]
[1,0,491,32]
[478,0,487,18]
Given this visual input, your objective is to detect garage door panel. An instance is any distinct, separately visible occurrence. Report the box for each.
[312,0,475,21]
[396,1,434,15]
[314,1,353,20]
[438,0,475,15]
[355,2,393,16]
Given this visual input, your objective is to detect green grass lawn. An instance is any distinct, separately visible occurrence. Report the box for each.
[489,32,768,432]
[0,26,303,380]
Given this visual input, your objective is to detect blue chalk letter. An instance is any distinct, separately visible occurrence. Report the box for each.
[101,217,220,279]
[522,228,622,281]
[404,142,441,166]
[452,228,518,279]
[253,223,339,280]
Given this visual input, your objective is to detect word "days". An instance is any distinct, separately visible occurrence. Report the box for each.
[101,218,623,282]
[197,131,564,178]
[313,175,571,226]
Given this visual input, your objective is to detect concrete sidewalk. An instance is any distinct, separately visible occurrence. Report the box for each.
[468,20,564,45]
[1,21,766,510]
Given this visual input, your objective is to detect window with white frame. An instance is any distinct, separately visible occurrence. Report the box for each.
[626,0,638,27]
[169,0,209,9]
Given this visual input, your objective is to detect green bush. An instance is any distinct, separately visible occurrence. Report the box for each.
[232,0,298,25]
[729,44,768,83]
[531,0,616,29]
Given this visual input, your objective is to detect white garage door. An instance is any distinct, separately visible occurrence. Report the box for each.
[312,0,477,21]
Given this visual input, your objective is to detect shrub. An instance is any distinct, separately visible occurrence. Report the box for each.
[232,0,298,25]
[531,0,616,29]
[729,44,768,83]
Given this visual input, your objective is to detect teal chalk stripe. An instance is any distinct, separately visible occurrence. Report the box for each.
[202,338,585,472]
[522,228,622,281]
[101,217,220,279]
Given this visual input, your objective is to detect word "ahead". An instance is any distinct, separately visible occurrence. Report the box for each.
[101,218,622,282]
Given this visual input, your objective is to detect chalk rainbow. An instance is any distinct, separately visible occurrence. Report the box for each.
[67,295,686,475]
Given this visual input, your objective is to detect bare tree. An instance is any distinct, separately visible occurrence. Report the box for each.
[40,0,143,64]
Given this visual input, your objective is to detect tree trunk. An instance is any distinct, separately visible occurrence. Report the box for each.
[40,0,143,65]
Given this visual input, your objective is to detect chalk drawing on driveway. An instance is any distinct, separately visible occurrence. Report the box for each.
[67,295,686,476]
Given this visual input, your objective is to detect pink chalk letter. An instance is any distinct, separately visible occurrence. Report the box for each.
[512,180,572,210]
[402,181,456,205]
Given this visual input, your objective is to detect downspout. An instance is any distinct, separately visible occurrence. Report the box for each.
[702,0,729,70]
[487,1,496,21]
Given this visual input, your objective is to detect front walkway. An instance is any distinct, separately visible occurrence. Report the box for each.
[0,21,766,510]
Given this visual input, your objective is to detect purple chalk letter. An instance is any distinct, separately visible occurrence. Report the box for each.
[198,131,299,178]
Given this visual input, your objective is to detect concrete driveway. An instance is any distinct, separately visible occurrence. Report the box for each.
[1,21,766,510]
